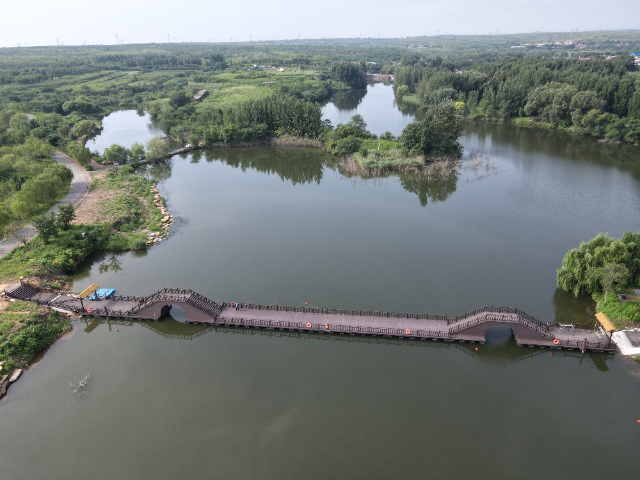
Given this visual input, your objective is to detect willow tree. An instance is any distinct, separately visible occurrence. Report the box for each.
[557,232,640,296]
[594,263,630,303]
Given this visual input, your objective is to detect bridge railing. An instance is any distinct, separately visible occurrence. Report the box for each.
[449,306,547,327]
[110,295,146,302]
[215,317,452,338]
[449,313,556,340]
[129,288,221,314]
[555,338,612,350]
[223,303,448,321]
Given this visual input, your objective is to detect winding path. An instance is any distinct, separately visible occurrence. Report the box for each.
[0,151,91,259]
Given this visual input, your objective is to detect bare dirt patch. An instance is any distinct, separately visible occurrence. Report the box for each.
[72,171,119,225]
[0,283,14,314]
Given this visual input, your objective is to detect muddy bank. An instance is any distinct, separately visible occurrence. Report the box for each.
[366,74,394,82]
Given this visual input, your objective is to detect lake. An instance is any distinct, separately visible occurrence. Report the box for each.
[86,110,164,155]
[1,83,639,479]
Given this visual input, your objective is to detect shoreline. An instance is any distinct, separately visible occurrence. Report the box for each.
[0,287,73,401]
[398,95,639,146]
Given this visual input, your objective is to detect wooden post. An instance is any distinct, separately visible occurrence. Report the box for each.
[581,338,587,353]
[105,307,109,320]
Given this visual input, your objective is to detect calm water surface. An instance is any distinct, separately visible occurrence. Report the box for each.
[1,84,639,479]
[86,110,163,155]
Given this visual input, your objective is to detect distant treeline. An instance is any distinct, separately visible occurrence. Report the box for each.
[394,56,640,142]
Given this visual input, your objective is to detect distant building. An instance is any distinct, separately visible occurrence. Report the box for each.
[190,90,207,103]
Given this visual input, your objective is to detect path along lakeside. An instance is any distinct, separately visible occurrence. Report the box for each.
[0,152,91,259]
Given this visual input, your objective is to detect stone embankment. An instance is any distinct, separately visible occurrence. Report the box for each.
[0,363,22,398]
[146,184,173,246]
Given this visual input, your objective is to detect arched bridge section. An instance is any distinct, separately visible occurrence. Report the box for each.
[2,284,615,352]
[128,289,223,321]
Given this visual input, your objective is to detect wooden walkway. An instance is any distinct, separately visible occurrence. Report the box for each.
[3,284,616,352]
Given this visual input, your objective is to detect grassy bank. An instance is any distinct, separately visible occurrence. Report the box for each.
[0,298,71,384]
[593,291,640,330]
[348,148,425,175]
[0,165,168,397]
[0,168,167,282]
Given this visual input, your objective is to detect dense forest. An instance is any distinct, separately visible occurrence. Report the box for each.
[394,55,640,143]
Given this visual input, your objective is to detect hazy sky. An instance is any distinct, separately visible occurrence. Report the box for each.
[1,0,638,48]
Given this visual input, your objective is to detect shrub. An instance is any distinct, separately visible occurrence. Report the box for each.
[335,136,363,156]
[130,235,148,250]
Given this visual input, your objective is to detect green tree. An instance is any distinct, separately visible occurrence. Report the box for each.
[594,263,630,303]
[66,141,92,166]
[62,95,97,114]
[33,212,58,243]
[401,100,463,158]
[628,90,640,119]
[70,120,100,140]
[9,113,31,135]
[145,135,169,161]
[331,63,366,89]
[396,85,409,99]
[103,144,130,165]
[56,203,75,231]
[129,142,145,162]
[169,91,189,109]
[557,232,640,296]
[148,102,162,119]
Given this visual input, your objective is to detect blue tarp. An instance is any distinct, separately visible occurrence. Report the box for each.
[85,288,115,300]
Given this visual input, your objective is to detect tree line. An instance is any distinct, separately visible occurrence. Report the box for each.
[394,56,640,143]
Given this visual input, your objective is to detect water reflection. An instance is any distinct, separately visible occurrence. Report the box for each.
[87,110,164,155]
[98,255,123,274]
[552,288,597,325]
[477,325,612,371]
[77,317,615,370]
[143,159,173,182]
[394,97,422,119]
[337,162,460,207]
[398,165,460,206]
[323,88,367,111]
[204,146,336,185]
[465,121,640,182]
[80,317,212,339]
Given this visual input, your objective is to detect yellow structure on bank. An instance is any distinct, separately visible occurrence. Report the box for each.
[595,312,617,332]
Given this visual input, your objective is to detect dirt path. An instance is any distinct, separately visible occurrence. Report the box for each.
[0,152,91,259]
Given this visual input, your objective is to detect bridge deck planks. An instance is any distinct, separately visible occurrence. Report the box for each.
[3,285,616,351]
